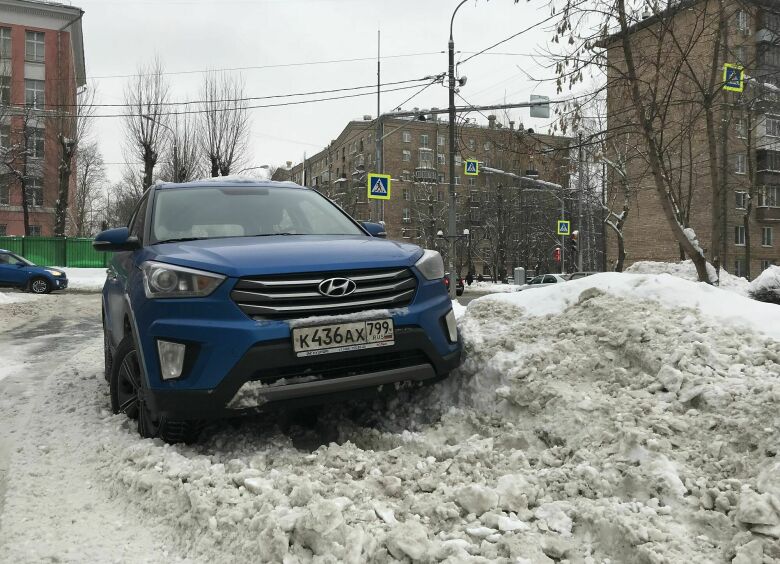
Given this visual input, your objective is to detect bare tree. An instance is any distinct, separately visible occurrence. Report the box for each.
[199,72,250,177]
[71,141,107,237]
[123,58,170,190]
[159,112,202,182]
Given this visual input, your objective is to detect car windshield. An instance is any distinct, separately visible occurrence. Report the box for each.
[150,186,364,243]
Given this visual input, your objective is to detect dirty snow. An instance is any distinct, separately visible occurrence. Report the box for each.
[626,260,749,295]
[1,273,779,563]
[467,281,522,293]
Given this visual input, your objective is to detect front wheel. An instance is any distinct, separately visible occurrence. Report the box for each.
[109,335,203,444]
[29,277,50,294]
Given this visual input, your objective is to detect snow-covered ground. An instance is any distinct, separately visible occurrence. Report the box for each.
[466,281,522,294]
[626,260,750,296]
[1,272,779,563]
[59,267,106,291]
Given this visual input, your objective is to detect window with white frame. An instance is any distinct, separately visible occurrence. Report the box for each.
[403,188,409,201]
[735,225,746,245]
[437,135,444,146]
[29,224,41,236]
[734,45,746,65]
[468,177,476,187]
[420,134,429,148]
[761,259,774,271]
[470,189,479,202]
[767,116,780,137]
[470,207,480,222]
[736,10,750,34]
[483,191,490,203]
[761,151,780,172]
[25,79,44,108]
[735,117,747,138]
[402,131,411,143]
[437,190,443,201]
[454,176,460,185]
[401,169,410,181]
[455,155,462,165]
[25,31,44,62]
[26,127,44,159]
[483,141,491,151]
[734,258,746,278]
[437,154,445,165]
[467,139,475,150]
[760,185,779,207]
[735,191,747,209]
[402,207,410,223]
[26,179,43,207]
[437,173,445,184]
[402,229,410,239]
[735,153,747,174]
[419,148,433,168]
[402,149,411,162]
[762,226,773,246]
[0,28,10,59]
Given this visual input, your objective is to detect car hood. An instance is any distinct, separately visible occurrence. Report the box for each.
[148,235,425,277]
[26,265,65,277]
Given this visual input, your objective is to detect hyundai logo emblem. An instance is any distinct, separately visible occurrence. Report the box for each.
[318,277,357,297]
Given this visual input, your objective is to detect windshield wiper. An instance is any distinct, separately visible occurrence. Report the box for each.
[154,237,206,244]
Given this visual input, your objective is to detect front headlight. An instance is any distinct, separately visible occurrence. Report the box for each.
[45,269,63,277]
[414,249,444,280]
[141,261,225,298]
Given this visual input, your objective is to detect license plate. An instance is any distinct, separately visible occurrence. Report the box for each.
[292,319,394,357]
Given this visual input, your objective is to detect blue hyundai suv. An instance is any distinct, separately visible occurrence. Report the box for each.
[94,179,461,443]
[0,249,68,293]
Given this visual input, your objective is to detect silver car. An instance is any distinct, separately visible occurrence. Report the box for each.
[516,273,567,291]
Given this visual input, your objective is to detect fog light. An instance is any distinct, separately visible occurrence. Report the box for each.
[157,340,186,380]
[444,309,458,343]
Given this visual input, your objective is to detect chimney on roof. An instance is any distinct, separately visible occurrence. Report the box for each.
[363,115,372,120]
[509,120,515,130]
[488,115,497,129]
[642,4,651,19]
[286,161,292,169]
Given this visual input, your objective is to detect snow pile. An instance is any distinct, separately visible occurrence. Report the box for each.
[749,265,780,304]
[0,291,30,304]
[451,299,466,319]
[58,268,106,291]
[626,260,749,295]
[467,281,522,293]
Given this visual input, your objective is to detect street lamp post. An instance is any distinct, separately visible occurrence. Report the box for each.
[447,0,469,298]
[143,115,178,183]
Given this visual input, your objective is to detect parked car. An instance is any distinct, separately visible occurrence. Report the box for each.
[567,271,599,281]
[94,179,462,443]
[444,273,465,296]
[516,273,568,291]
[0,249,68,294]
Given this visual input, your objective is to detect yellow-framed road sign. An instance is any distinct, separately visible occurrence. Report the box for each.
[723,64,744,93]
[557,220,571,235]
[367,173,391,200]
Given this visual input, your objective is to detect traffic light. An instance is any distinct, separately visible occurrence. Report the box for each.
[553,247,561,263]
[570,230,579,254]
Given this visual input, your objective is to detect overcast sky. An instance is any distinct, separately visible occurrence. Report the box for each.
[75,0,557,183]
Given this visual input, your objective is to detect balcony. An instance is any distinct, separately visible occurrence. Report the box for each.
[756,206,780,222]
[414,167,437,183]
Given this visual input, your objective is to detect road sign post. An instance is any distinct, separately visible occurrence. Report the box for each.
[367,173,391,200]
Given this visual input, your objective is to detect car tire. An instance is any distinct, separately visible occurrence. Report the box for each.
[29,277,50,294]
[110,335,203,444]
[456,288,464,297]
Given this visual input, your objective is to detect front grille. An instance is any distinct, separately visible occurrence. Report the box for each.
[231,268,418,318]
[251,350,431,386]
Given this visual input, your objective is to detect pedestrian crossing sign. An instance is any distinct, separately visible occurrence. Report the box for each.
[464,159,479,176]
[723,64,744,93]
[367,173,391,200]
[557,220,570,235]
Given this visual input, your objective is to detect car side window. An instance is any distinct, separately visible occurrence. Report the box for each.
[530,276,543,284]
[0,253,8,264]
[543,275,557,284]
[129,195,149,243]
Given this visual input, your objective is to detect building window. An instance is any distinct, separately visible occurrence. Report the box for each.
[467,139,475,150]
[0,76,9,106]
[420,134,429,148]
[402,131,411,143]
[25,79,44,108]
[454,176,460,185]
[437,135,444,147]
[402,149,411,162]
[0,125,8,149]
[761,259,774,271]
[735,10,750,34]
[767,116,780,138]
[735,117,747,138]
[437,154,445,165]
[760,185,779,207]
[735,153,747,174]
[402,207,410,223]
[760,151,780,172]
[0,177,8,205]
[484,191,490,203]
[402,229,410,239]
[735,191,747,209]
[26,127,44,159]
[735,225,746,246]
[403,188,410,201]
[26,179,43,207]
[437,173,445,184]
[0,27,10,59]
[25,31,45,63]
[0,224,6,236]
[470,207,480,222]
[401,170,410,181]
[470,189,479,202]
[419,148,433,168]
[483,141,491,151]
[734,258,746,278]
[468,177,476,187]
[734,45,746,65]
[762,226,773,247]
[29,224,41,237]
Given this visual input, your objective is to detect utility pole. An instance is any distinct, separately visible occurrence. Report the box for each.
[577,131,584,272]
[447,1,468,299]
[375,29,383,222]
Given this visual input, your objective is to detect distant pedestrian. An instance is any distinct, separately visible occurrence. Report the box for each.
[477,273,484,283]
[466,272,474,286]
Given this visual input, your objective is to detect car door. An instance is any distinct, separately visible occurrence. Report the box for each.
[0,252,29,287]
[543,275,558,285]
[106,194,148,344]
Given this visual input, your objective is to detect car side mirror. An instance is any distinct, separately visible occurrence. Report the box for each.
[93,227,141,252]
[361,221,386,238]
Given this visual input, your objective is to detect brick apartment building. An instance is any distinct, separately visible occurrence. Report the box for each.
[283,115,571,278]
[0,0,85,237]
[604,0,779,279]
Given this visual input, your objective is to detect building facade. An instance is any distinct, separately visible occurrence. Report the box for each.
[285,115,571,279]
[0,0,85,237]
[604,0,779,279]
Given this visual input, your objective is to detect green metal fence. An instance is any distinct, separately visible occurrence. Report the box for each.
[0,237,108,267]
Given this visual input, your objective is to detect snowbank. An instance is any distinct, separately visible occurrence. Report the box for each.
[749,265,780,294]
[626,260,749,295]
[59,268,106,291]
[467,281,522,293]
[0,291,30,304]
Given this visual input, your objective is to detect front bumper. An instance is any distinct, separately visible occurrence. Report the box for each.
[144,327,461,420]
[54,277,68,290]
